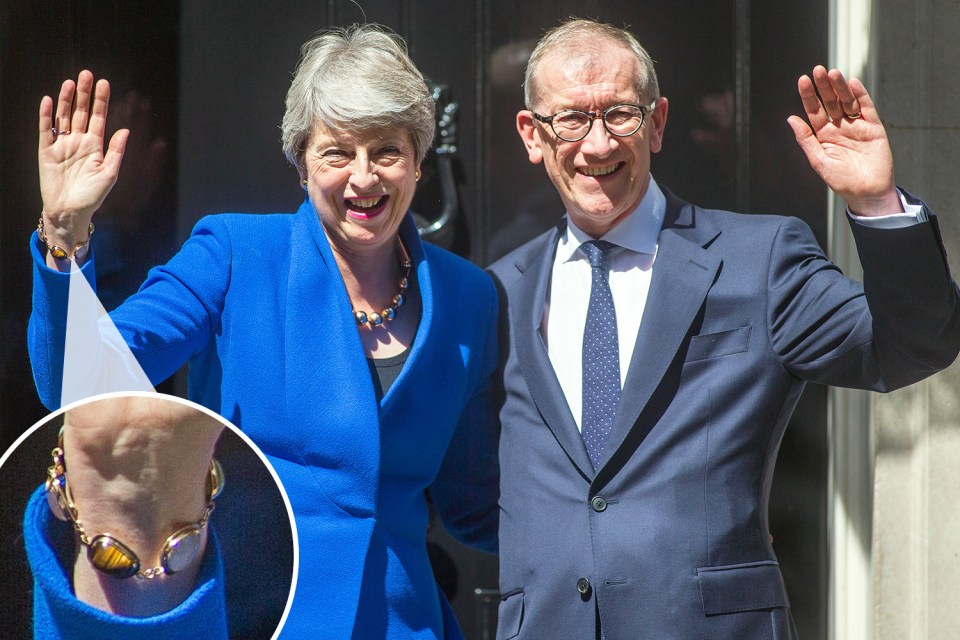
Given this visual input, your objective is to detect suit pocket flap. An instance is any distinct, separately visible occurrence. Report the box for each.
[697,561,788,615]
[498,589,524,639]
[686,326,751,362]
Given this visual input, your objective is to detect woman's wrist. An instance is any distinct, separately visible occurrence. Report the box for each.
[38,213,94,270]
[58,397,224,616]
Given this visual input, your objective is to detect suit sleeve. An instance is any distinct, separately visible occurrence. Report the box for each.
[769,197,960,391]
[427,276,500,554]
[24,486,229,640]
[28,216,233,410]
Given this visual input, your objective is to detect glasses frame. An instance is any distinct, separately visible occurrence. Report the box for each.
[532,99,659,143]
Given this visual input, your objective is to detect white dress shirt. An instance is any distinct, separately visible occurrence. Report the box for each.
[542,178,667,431]
[541,177,925,432]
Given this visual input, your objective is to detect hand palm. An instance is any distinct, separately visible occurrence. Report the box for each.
[787,67,899,215]
[38,71,128,229]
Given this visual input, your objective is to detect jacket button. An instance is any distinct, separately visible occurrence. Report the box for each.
[577,577,591,595]
[591,496,608,512]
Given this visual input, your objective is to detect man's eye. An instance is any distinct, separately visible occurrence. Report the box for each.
[554,112,588,128]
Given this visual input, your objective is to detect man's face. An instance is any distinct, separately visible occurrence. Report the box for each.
[517,44,668,238]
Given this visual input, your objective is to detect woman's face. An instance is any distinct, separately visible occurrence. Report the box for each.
[303,123,419,258]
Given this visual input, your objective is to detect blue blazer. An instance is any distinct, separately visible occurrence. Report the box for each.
[29,199,500,639]
[487,189,959,639]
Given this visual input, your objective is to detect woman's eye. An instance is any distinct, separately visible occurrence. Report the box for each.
[321,150,351,166]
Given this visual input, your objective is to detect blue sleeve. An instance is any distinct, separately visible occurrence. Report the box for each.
[28,216,233,411]
[769,197,959,391]
[428,275,500,554]
[23,486,229,640]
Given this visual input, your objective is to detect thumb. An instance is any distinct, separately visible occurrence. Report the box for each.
[786,115,823,173]
[101,128,130,178]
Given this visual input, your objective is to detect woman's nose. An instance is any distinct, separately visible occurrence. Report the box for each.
[349,160,380,190]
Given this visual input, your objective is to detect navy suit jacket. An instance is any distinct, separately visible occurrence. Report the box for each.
[487,189,959,639]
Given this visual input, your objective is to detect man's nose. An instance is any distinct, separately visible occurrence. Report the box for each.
[578,118,617,156]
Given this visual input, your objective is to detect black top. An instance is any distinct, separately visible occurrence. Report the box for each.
[366,347,411,403]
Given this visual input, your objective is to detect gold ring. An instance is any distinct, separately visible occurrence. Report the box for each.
[845,112,862,120]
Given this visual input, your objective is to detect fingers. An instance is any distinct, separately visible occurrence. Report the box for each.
[49,70,109,138]
[847,77,880,121]
[812,65,863,121]
[54,77,77,134]
[797,74,830,131]
[39,95,55,147]
[88,78,112,138]
[71,70,94,134]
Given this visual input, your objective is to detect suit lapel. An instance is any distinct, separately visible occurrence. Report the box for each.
[512,224,594,478]
[599,195,722,470]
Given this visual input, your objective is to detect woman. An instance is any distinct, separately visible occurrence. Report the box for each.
[28,24,499,639]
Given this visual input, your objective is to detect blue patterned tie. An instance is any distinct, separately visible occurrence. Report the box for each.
[580,240,620,472]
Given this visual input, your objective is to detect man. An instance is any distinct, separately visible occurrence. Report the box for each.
[488,18,959,639]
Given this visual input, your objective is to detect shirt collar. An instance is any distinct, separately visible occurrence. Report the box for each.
[557,175,666,263]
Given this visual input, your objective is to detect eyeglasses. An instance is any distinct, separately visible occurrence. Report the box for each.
[532,100,658,143]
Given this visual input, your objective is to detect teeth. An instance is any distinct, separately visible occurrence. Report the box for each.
[350,197,384,208]
[580,165,618,177]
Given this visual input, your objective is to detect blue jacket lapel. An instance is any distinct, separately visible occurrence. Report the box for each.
[380,215,432,409]
[283,198,381,516]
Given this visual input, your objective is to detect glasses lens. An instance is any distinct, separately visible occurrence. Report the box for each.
[551,111,592,141]
[603,105,644,136]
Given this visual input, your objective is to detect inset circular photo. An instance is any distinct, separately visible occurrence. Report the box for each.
[0,392,297,639]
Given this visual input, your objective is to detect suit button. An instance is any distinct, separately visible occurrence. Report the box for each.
[591,496,608,512]
[577,577,591,595]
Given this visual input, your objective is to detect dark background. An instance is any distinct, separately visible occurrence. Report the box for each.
[1,1,829,637]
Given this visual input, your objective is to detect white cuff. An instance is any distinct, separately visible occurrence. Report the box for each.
[848,190,928,228]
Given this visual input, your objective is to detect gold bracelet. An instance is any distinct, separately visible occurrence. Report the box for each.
[44,429,225,580]
[37,216,95,261]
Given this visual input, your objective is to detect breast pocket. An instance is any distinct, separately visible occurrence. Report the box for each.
[685,326,752,363]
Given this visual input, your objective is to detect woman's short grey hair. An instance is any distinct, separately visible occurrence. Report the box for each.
[523,18,660,112]
[281,24,436,176]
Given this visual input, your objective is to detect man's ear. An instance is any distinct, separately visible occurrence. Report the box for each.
[516,110,544,164]
[647,97,669,154]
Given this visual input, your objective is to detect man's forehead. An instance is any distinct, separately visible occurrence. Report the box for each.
[537,48,641,106]
[542,42,638,79]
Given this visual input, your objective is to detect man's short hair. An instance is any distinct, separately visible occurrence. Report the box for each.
[523,18,660,112]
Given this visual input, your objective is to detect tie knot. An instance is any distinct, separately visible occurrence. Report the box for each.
[580,240,616,269]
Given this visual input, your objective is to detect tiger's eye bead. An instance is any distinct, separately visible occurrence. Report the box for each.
[88,535,141,579]
[369,312,383,326]
[354,311,368,326]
